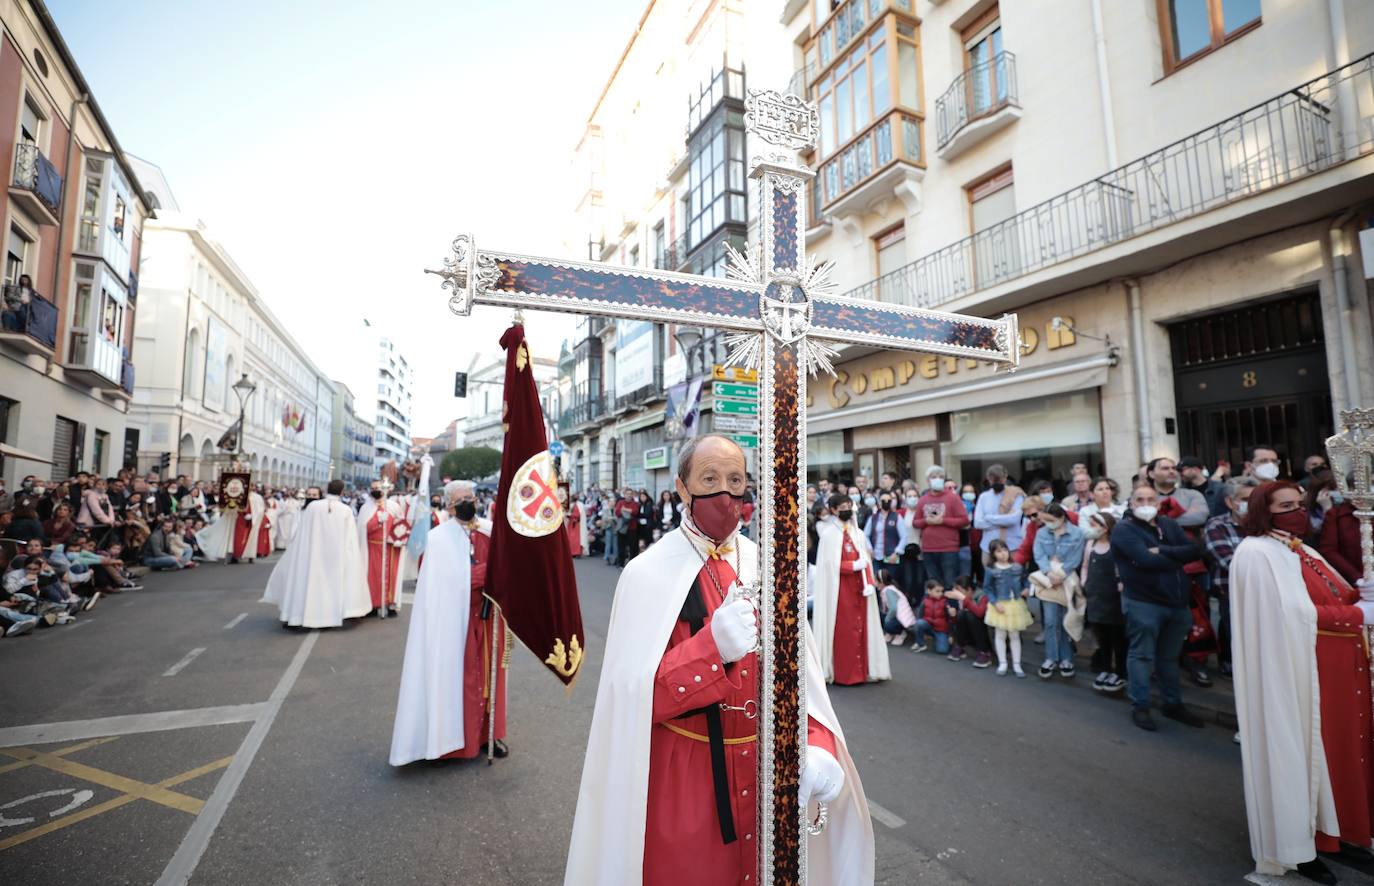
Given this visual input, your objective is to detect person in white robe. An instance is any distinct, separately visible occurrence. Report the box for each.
[265,495,281,552]
[195,509,233,562]
[262,480,371,628]
[566,437,874,886]
[276,493,302,549]
[812,498,891,685]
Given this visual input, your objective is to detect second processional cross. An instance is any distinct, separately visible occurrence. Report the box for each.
[429,89,1020,885]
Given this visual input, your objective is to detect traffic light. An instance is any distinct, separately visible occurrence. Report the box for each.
[158,452,171,473]
[454,371,468,398]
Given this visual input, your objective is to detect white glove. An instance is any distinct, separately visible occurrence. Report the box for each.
[1357,600,1374,626]
[862,584,876,598]
[711,598,757,663]
[851,559,869,573]
[1358,577,1374,603]
[799,747,844,806]
[421,454,434,468]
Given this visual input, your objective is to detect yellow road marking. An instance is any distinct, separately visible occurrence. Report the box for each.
[0,736,121,776]
[0,748,205,815]
[0,755,232,852]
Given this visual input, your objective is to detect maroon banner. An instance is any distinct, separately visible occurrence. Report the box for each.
[486,324,586,687]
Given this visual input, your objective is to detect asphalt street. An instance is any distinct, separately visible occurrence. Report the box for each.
[1,554,1370,886]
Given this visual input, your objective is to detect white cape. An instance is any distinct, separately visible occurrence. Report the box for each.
[276,498,301,549]
[564,528,875,886]
[389,520,472,765]
[1230,535,1337,876]
[261,496,372,628]
[812,520,890,684]
[196,514,233,562]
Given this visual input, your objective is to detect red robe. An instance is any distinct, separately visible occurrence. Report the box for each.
[256,513,272,558]
[1302,555,1374,852]
[643,554,835,885]
[442,526,508,759]
[832,531,870,686]
[565,504,584,557]
[231,510,255,559]
[365,509,403,609]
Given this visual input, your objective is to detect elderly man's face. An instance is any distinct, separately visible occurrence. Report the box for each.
[675,437,747,504]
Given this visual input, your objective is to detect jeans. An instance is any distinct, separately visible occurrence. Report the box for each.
[144,554,182,570]
[881,612,908,636]
[913,619,950,654]
[924,551,961,591]
[603,528,618,564]
[0,606,37,627]
[1122,597,1192,709]
[1040,600,1071,664]
[1,309,22,331]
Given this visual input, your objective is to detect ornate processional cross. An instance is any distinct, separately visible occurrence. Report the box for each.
[429,89,1020,885]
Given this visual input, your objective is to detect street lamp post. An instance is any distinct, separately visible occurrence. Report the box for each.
[231,373,257,467]
[674,325,704,376]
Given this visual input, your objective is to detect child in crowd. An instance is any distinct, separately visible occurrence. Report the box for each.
[983,539,1031,677]
[1080,511,1126,693]
[878,568,917,646]
[946,574,994,667]
[912,579,951,654]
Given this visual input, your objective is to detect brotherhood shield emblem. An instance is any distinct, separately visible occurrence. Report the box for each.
[506,450,565,538]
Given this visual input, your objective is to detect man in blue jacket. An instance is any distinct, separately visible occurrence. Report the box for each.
[1110,484,1206,732]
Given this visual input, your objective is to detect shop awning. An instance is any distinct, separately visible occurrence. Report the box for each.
[0,442,53,465]
[808,351,1117,436]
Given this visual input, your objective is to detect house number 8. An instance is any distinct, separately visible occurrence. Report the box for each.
[1241,371,1258,388]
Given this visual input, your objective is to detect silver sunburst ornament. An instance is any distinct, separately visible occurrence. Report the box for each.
[722,244,840,377]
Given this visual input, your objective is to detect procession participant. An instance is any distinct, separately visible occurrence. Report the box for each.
[814,492,891,686]
[229,486,267,564]
[276,491,302,549]
[359,482,407,617]
[1231,480,1374,883]
[195,503,233,562]
[262,480,372,628]
[560,485,587,557]
[390,479,509,764]
[262,491,280,555]
[566,435,874,886]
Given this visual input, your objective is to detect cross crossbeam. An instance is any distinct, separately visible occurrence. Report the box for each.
[431,88,1019,885]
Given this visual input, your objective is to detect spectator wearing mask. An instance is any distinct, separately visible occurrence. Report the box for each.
[912,465,968,592]
[1060,472,1093,512]
[895,489,923,602]
[973,464,1025,557]
[1111,484,1204,732]
[1014,481,1080,568]
[853,483,874,534]
[635,490,654,551]
[1298,453,1330,490]
[1178,456,1226,517]
[1029,503,1086,679]
[1202,476,1258,679]
[863,490,908,578]
[1244,444,1283,482]
[77,477,117,537]
[613,490,638,567]
[1316,475,1363,585]
[945,574,993,667]
[959,482,979,582]
[1305,471,1339,538]
[911,579,950,654]
[1080,512,1126,693]
[0,557,44,636]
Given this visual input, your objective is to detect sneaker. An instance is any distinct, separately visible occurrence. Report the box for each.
[910,642,928,653]
[972,652,992,669]
[102,586,123,595]
[82,591,102,611]
[1092,672,1110,691]
[1219,661,1233,679]
[1059,661,1076,678]
[1233,731,1241,745]
[1013,665,1027,678]
[56,613,75,625]
[5,618,36,637]
[1161,703,1206,728]
[1187,667,1212,688]
[946,649,962,662]
[996,663,1008,676]
[1132,707,1158,731]
[122,583,143,591]
[889,635,904,646]
[1033,632,1045,645]
[1038,662,1055,679]
[1104,674,1126,693]
[954,647,967,661]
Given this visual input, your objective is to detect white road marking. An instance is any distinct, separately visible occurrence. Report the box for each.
[156,630,318,886]
[0,789,94,827]
[162,647,207,677]
[222,613,248,630]
[0,703,269,747]
[867,800,907,829]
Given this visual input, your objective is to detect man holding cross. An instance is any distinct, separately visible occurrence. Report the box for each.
[565,434,873,885]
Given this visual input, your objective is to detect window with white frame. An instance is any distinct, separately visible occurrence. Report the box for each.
[7,226,33,286]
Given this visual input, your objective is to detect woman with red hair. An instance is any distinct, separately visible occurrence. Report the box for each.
[1230,480,1374,883]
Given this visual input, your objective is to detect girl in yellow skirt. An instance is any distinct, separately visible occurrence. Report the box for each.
[982,539,1032,677]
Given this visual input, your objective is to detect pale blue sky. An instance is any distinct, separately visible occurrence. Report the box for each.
[49,0,648,434]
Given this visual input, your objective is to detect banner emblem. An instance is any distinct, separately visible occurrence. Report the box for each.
[507,451,564,537]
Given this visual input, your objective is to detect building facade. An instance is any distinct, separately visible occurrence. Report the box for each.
[372,334,413,467]
[0,0,150,485]
[126,159,334,487]
[462,351,557,455]
[330,381,372,489]
[556,0,793,494]
[784,0,1374,493]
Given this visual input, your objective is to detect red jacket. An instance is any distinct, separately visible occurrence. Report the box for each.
[919,596,950,634]
[1013,510,1079,566]
[1319,503,1362,584]
[911,489,970,553]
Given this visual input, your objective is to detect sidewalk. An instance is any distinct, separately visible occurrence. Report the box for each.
[1064,633,1238,728]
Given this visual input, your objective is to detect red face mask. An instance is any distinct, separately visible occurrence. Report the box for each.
[1271,508,1309,537]
[688,490,744,543]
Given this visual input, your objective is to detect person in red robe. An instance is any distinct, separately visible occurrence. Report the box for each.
[230,490,266,563]
[1231,480,1374,883]
[562,487,585,557]
[256,500,273,558]
[364,502,404,615]
[811,493,890,686]
[441,485,507,759]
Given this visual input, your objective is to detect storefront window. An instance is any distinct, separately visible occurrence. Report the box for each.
[943,391,1103,498]
[806,431,852,485]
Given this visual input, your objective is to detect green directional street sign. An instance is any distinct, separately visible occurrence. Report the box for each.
[728,434,759,449]
[713,382,759,401]
[715,399,758,415]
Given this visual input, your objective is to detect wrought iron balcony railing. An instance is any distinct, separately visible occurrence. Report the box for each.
[0,286,58,350]
[615,367,665,412]
[935,50,1019,150]
[120,357,135,395]
[845,53,1374,308]
[817,108,922,210]
[11,142,62,215]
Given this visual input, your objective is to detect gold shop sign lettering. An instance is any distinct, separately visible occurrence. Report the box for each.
[814,317,1077,410]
